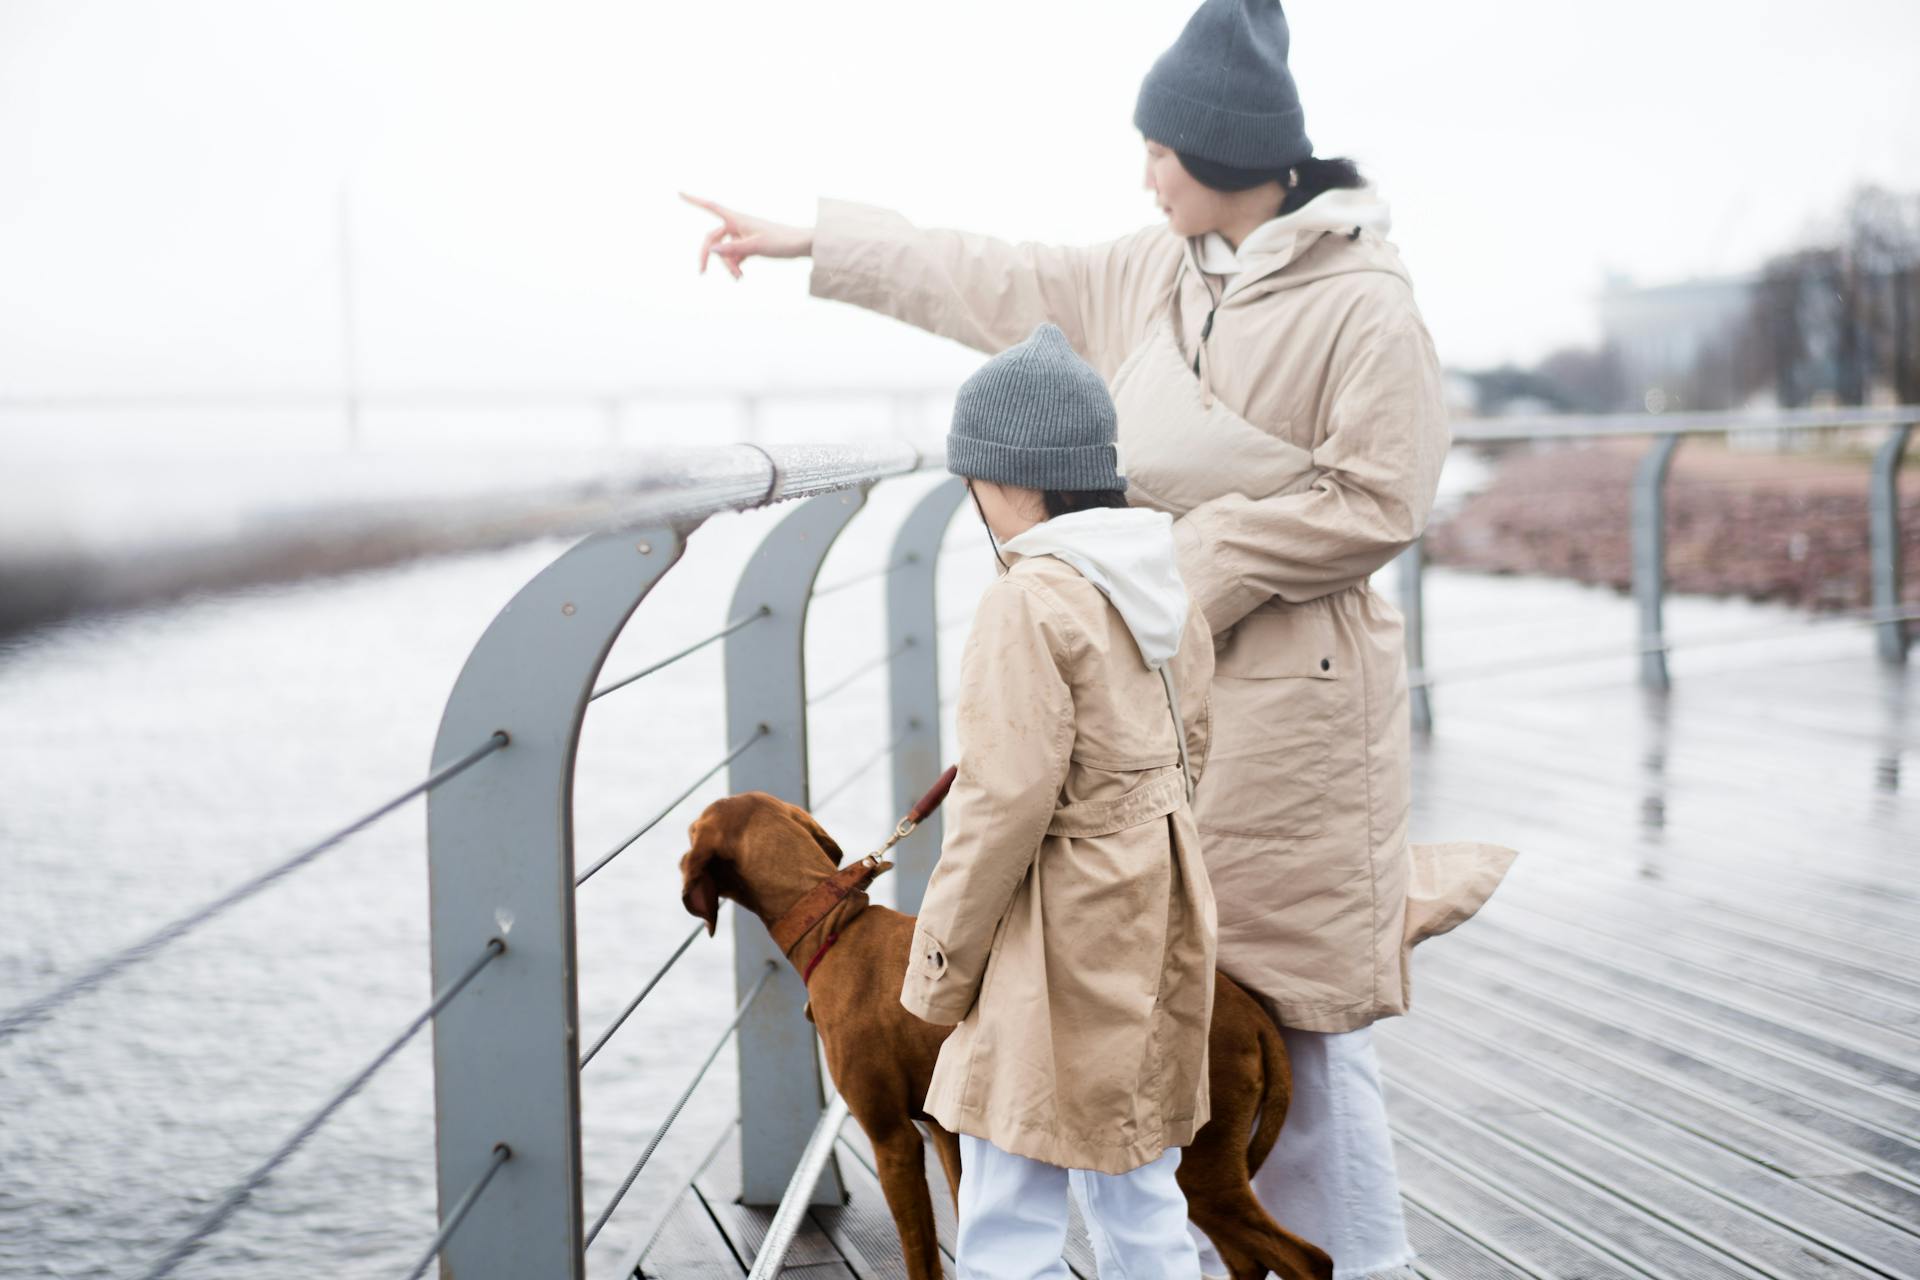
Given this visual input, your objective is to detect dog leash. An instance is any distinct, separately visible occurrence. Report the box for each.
[775,766,959,985]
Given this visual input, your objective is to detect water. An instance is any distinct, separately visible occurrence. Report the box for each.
[0,475,992,1279]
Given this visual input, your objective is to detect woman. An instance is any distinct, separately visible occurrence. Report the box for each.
[687,3,1516,1276]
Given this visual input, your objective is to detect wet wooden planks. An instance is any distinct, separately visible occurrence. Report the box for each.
[639,574,1918,1277]
[1379,613,1918,1280]
[635,1120,1099,1280]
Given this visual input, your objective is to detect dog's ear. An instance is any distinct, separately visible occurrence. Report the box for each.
[679,815,725,936]
[785,800,845,867]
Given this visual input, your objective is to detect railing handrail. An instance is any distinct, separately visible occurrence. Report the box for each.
[1451,403,1919,443]
[0,384,958,410]
[377,441,935,542]
[9,389,1912,440]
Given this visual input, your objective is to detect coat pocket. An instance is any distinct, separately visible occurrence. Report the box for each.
[1197,613,1341,841]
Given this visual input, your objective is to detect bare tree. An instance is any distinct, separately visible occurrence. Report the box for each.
[1732,185,1920,407]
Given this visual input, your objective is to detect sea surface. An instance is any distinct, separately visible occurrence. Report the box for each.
[0,474,993,1279]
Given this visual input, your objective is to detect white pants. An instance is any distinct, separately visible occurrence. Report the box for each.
[956,1134,1201,1280]
[1190,1025,1416,1280]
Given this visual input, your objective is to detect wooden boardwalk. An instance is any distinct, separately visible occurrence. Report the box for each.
[634,574,1919,1279]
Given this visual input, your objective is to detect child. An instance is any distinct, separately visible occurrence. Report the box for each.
[901,323,1217,1279]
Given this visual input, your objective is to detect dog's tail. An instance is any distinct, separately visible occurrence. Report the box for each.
[1246,999,1291,1177]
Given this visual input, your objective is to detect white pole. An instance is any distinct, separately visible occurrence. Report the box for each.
[337,180,361,450]
[745,1095,850,1279]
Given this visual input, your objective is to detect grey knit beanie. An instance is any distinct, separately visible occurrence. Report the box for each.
[946,324,1125,492]
[1134,0,1311,172]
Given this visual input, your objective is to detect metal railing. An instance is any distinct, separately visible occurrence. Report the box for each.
[1400,406,1915,730]
[1,406,1909,1279]
[419,442,967,1277]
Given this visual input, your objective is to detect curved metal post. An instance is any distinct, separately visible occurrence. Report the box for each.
[1397,538,1431,733]
[1633,434,1681,690]
[725,490,868,1206]
[1871,422,1913,664]
[427,524,687,1279]
[887,478,968,915]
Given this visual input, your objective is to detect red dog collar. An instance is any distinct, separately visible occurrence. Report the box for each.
[770,854,893,973]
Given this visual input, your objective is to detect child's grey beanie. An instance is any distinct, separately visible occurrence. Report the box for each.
[1134,0,1311,172]
[945,323,1126,493]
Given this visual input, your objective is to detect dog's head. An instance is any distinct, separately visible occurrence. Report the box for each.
[679,791,847,935]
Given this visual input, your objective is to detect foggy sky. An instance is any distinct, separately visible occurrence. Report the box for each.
[3,0,1917,401]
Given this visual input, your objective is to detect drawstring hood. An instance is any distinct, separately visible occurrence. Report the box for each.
[1179,185,1396,409]
[1191,186,1394,289]
[1000,507,1190,670]
[969,483,1013,573]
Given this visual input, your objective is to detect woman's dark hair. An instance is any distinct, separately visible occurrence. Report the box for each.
[1041,488,1132,518]
[1175,152,1364,218]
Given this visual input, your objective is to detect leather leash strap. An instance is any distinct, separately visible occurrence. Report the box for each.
[770,854,893,960]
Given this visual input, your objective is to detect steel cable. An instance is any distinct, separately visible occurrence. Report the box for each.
[583,962,777,1248]
[400,1141,512,1280]
[137,939,506,1280]
[0,732,508,1043]
[575,728,768,887]
[811,556,916,599]
[811,726,915,813]
[591,607,770,702]
[1413,604,1920,690]
[580,924,706,1069]
[807,637,915,707]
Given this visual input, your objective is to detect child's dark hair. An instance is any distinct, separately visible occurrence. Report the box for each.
[1042,489,1132,518]
[1175,152,1365,217]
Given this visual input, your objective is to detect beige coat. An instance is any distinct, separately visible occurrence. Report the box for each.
[900,553,1218,1174]
[817,195,1516,1033]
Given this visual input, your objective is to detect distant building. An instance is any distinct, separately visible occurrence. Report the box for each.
[1597,272,1756,409]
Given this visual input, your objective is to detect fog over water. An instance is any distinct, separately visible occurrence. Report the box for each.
[4,0,1918,404]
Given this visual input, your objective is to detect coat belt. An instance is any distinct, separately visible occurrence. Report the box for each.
[1045,769,1187,839]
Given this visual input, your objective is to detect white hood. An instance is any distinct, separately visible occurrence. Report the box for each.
[1000,507,1190,670]
[1194,185,1395,278]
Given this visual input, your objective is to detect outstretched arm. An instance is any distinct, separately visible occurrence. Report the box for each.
[683,192,1177,375]
[807,199,1175,374]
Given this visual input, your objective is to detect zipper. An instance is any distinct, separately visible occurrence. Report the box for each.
[1190,269,1221,377]
[1177,254,1222,406]
[1190,308,1215,376]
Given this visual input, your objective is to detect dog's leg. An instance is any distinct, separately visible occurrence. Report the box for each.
[923,1119,963,1214]
[864,1117,947,1280]
[1180,1180,1333,1280]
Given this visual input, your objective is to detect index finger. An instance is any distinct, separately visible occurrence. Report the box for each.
[679,191,732,221]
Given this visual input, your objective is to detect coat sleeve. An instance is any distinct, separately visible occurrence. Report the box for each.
[1171,307,1451,633]
[809,198,1179,377]
[1179,609,1215,789]
[901,578,1074,1026]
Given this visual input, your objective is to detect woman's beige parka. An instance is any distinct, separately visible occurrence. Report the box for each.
[822,195,1516,1034]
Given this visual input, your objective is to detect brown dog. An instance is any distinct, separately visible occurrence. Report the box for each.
[680,791,1333,1280]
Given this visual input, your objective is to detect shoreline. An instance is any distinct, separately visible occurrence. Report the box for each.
[1425,438,1920,613]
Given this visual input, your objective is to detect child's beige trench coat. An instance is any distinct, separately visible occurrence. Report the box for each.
[817,197,1516,1036]
[901,553,1219,1174]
